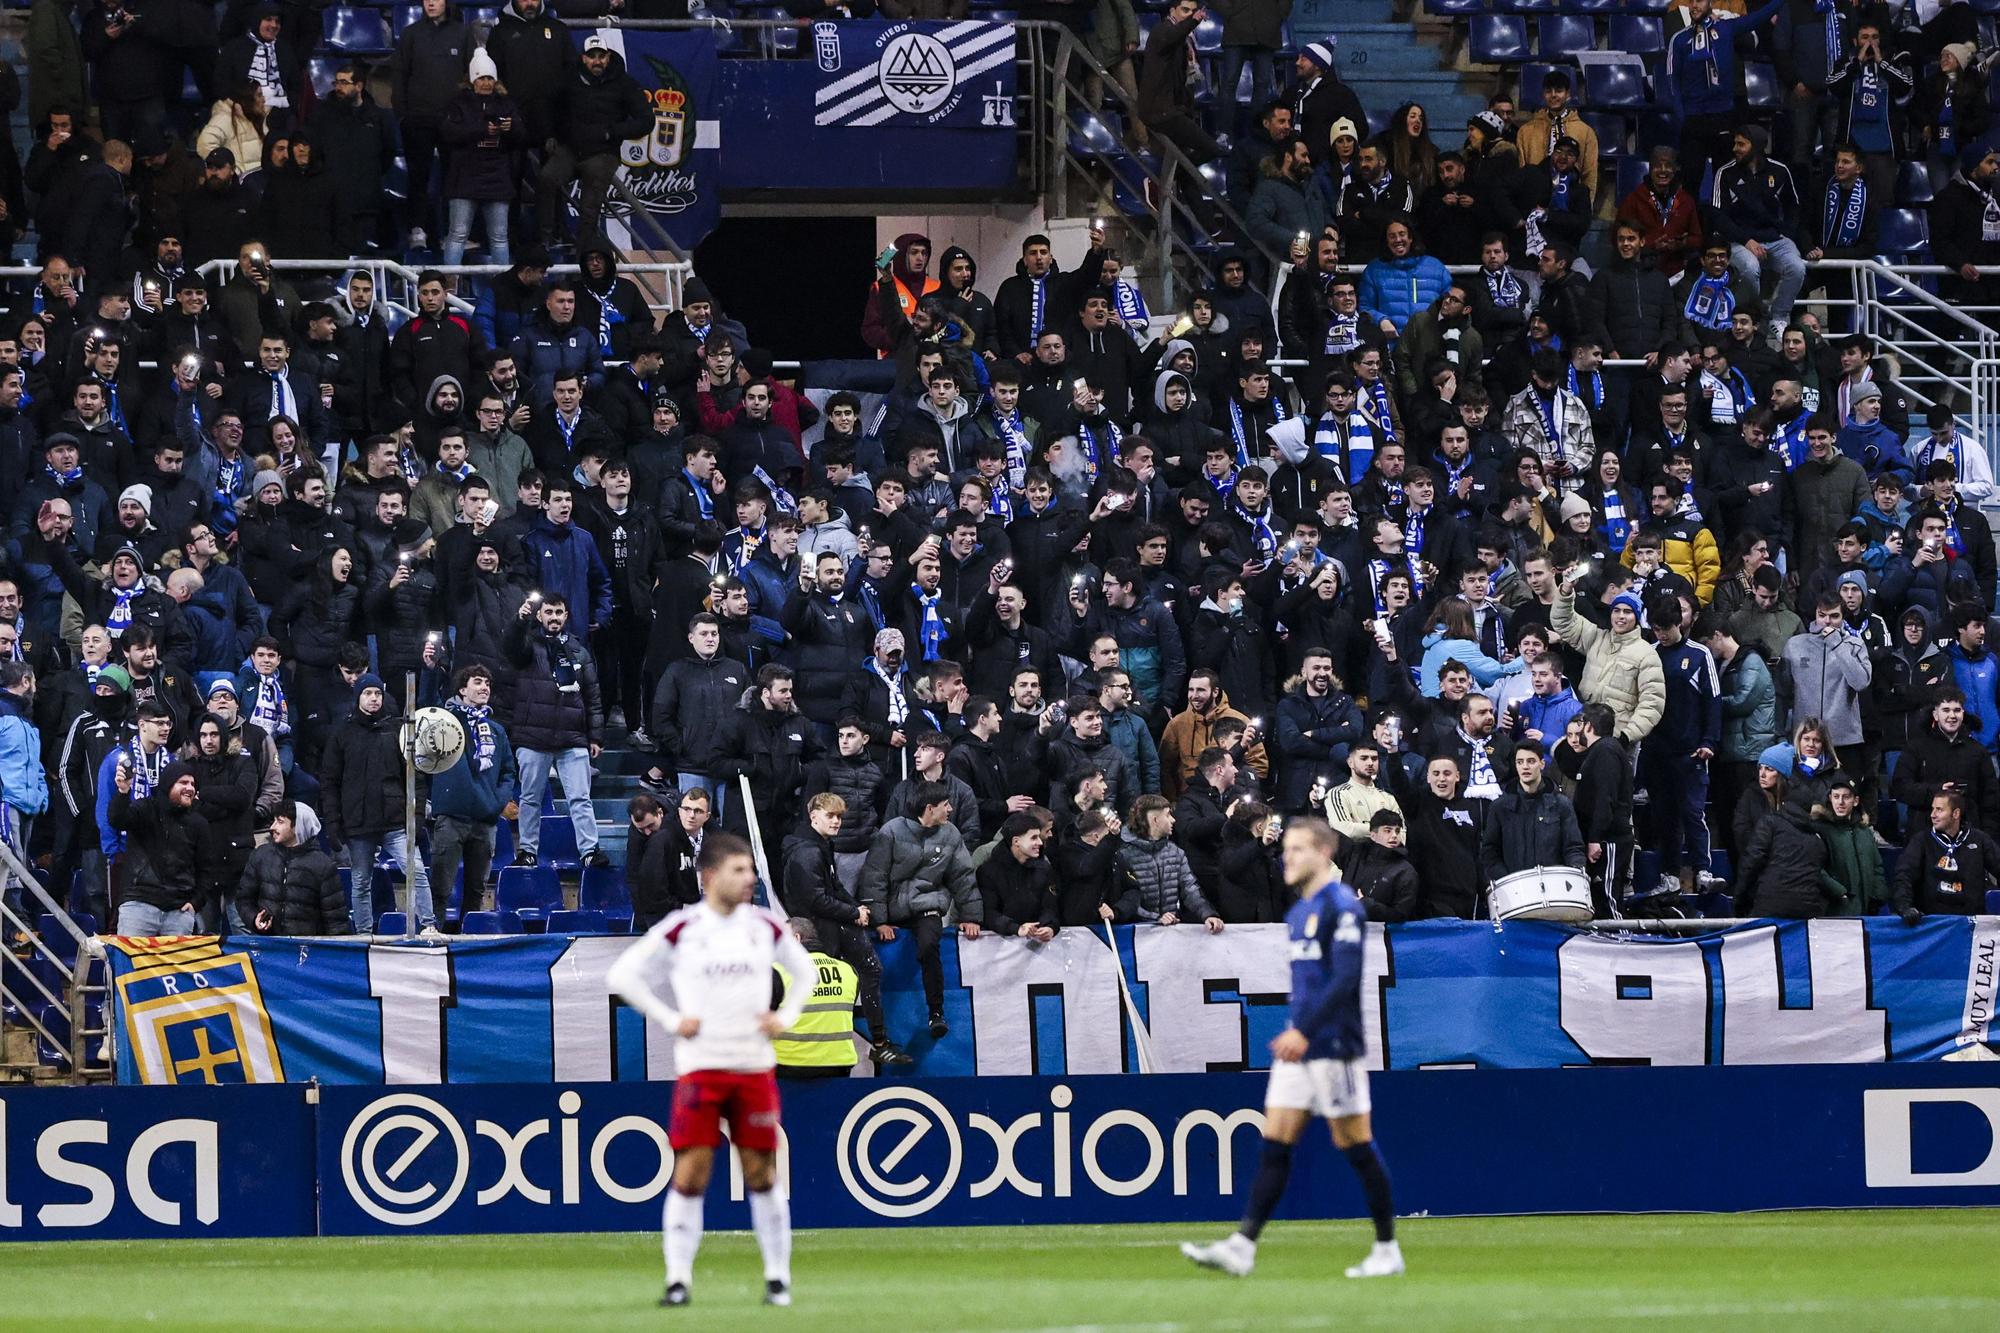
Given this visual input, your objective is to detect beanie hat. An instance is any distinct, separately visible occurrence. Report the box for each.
[356,672,386,696]
[1837,570,1869,592]
[252,468,285,497]
[96,665,132,693]
[682,276,713,306]
[1944,41,1978,73]
[1302,41,1336,70]
[1558,492,1593,524]
[1611,591,1644,618]
[467,49,499,82]
[206,678,239,699]
[1328,117,1360,143]
[157,760,194,792]
[119,484,153,514]
[1758,743,1797,774]
[1849,380,1882,403]
[1470,110,1508,141]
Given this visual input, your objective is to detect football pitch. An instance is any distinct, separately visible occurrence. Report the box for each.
[8,1211,1995,1331]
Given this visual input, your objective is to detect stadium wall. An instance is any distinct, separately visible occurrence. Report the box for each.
[3,1065,2000,1242]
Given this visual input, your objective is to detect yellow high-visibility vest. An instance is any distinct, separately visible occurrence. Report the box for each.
[774,951,859,1069]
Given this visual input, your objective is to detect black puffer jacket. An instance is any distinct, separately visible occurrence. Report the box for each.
[276,567,361,671]
[859,816,980,924]
[550,49,653,158]
[235,839,346,936]
[1345,836,1422,923]
[1891,824,2000,918]
[321,703,417,842]
[1173,778,1232,905]
[781,829,864,923]
[802,754,885,852]
[364,548,443,680]
[652,652,751,774]
[1054,830,1118,925]
[978,850,1058,935]
[1478,785,1586,883]
[1111,830,1216,922]
[188,746,258,896]
[503,617,602,750]
[450,567,529,705]
[946,733,1014,837]
[107,787,213,911]
[1734,804,1839,918]
[1217,821,1287,922]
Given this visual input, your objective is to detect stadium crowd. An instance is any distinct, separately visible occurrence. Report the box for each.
[2,0,2000,1063]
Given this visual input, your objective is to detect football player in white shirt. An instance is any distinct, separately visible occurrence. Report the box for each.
[607,831,815,1309]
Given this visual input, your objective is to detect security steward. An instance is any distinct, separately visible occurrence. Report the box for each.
[774,918,861,1079]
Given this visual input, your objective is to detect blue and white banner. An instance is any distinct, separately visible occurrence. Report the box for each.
[104,919,2000,1086]
[599,28,722,252]
[11,1064,2000,1240]
[812,20,1017,129]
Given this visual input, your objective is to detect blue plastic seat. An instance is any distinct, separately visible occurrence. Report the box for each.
[547,909,610,934]
[1425,0,1486,12]
[1583,59,1650,110]
[1743,61,1780,109]
[460,910,521,936]
[1876,208,1930,256]
[324,7,393,53]
[378,912,409,936]
[1584,111,1630,156]
[1560,0,1622,11]
[1536,14,1597,58]
[1987,889,2000,913]
[1895,159,1935,206]
[1608,14,1664,53]
[1068,108,1120,158]
[1518,61,1562,109]
[1471,15,1532,63]
[1615,155,1649,199]
[1193,16,1223,52]
[581,865,632,913]
[495,865,561,928]
[1498,0,1559,11]
[307,57,341,100]
[540,816,580,869]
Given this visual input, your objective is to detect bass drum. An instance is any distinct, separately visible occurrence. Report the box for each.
[1489,866,1594,923]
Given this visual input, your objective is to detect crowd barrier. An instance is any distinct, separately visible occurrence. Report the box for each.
[101,919,2000,1086]
[4,1063,1999,1241]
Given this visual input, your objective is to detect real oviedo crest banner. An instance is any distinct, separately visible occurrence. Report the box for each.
[813,20,1018,129]
[597,28,722,251]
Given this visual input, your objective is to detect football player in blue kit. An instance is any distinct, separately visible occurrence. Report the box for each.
[1181,815,1404,1279]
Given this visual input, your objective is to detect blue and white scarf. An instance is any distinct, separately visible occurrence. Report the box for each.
[457,701,497,770]
[1460,727,1499,798]
[910,583,945,659]
[398,446,424,487]
[684,469,714,520]
[437,459,472,483]
[1029,275,1047,342]
[1361,378,1397,446]
[1774,412,1812,467]
[249,669,287,736]
[1817,0,1844,70]
[867,657,909,726]
[1226,396,1289,465]
[993,409,1032,485]
[1601,488,1630,554]
[1684,272,1736,329]
[752,464,797,514]
[1076,419,1121,480]
[1532,388,1565,457]
[1323,309,1361,356]
[1112,279,1149,343]
[988,485,1015,524]
[1823,177,1868,249]
[129,738,164,799]
[1403,505,1429,562]
[554,409,578,457]
[267,371,295,422]
[46,462,82,487]
[107,584,142,635]
[1483,266,1524,309]
[1368,558,1395,616]
[1687,18,1723,89]
[1566,365,1604,411]
[1233,500,1277,561]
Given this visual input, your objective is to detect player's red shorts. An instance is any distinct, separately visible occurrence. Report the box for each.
[669,1069,782,1152]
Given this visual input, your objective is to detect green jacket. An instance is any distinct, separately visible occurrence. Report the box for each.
[1812,807,1885,916]
[1718,646,1780,764]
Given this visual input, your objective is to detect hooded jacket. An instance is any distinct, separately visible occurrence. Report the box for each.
[1735,802,1839,917]
[260,133,337,258]
[1783,622,1873,746]
[576,239,655,359]
[1551,590,1666,743]
[1344,834,1422,922]
[859,815,980,924]
[108,771,213,910]
[978,848,1059,935]
[937,245,995,350]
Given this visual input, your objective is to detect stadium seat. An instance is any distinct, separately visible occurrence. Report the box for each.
[460,910,521,936]
[1470,16,1532,64]
[1584,112,1630,156]
[1425,0,1485,13]
[1742,62,1779,110]
[1876,209,1930,256]
[1988,889,2000,914]
[378,912,408,936]
[1895,159,1935,206]
[35,1003,70,1069]
[1607,15,1664,54]
[1536,15,1597,58]
[495,865,562,929]
[1068,108,1120,158]
[540,816,580,868]
[324,7,393,54]
[547,910,609,935]
[1498,0,1558,11]
[1559,0,1622,11]
[1518,62,1562,108]
[307,57,341,100]
[1193,16,1222,52]
[1582,60,1650,110]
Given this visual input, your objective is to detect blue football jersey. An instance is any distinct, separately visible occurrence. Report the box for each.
[1284,879,1367,1061]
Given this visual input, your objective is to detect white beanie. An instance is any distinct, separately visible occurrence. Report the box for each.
[119,483,153,514]
[468,49,499,83]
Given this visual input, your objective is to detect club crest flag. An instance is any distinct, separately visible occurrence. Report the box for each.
[107,936,285,1085]
[814,20,1018,129]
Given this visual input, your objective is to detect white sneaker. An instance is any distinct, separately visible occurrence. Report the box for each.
[1180,1233,1255,1276]
[1345,1240,1405,1279]
[419,925,448,941]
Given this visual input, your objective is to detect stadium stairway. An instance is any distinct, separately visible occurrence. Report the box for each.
[1293,0,1493,138]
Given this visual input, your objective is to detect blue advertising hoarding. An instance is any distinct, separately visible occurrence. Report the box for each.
[103,919,2000,1087]
[6,1064,2000,1241]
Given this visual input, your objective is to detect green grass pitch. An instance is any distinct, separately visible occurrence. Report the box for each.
[8,1212,1994,1331]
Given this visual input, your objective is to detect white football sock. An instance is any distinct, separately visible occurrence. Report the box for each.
[664,1189,704,1285]
[749,1188,792,1283]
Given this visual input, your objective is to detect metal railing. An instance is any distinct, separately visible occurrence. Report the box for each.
[190,257,692,324]
[0,836,103,1080]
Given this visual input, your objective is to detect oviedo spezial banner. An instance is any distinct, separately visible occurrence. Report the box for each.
[812,20,1018,129]
[102,919,2000,1087]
